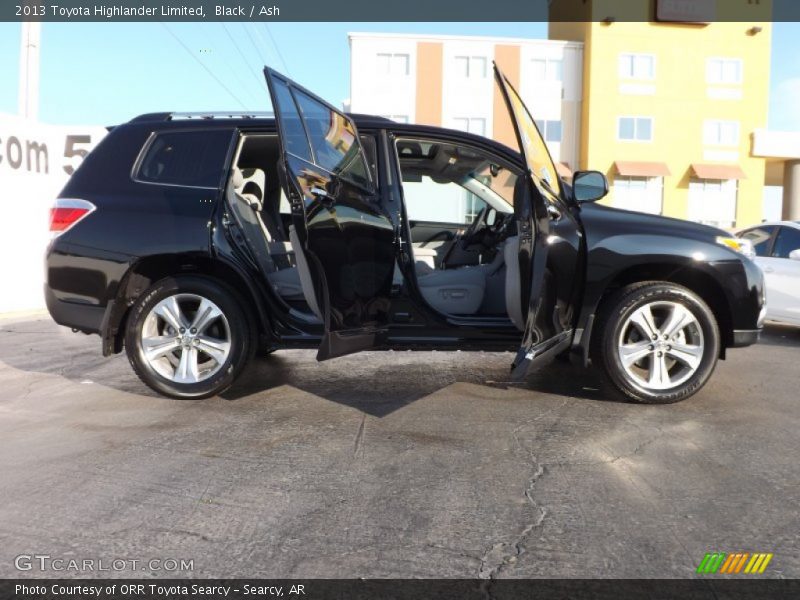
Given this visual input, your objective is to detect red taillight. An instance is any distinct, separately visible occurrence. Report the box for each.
[49,199,96,237]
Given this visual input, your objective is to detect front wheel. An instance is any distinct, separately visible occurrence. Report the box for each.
[125,276,255,399]
[592,282,720,404]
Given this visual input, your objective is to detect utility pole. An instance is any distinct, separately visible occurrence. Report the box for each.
[18,21,41,121]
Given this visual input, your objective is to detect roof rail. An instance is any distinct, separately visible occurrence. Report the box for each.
[168,111,274,120]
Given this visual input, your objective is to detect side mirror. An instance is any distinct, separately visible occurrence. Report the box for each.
[789,249,800,261]
[572,170,609,203]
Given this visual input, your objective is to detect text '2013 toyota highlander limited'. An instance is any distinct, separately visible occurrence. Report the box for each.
[45,66,765,403]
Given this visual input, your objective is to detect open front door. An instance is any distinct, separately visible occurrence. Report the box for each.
[494,64,568,380]
[264,67,395,360]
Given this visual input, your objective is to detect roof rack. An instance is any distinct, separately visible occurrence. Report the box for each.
[129,111,274,123]
[168,111,274,120]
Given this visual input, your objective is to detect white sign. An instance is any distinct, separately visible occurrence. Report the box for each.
[0,114,106,312]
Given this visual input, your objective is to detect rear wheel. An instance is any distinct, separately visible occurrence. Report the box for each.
[125,276,255,399]
[592,282,720,404]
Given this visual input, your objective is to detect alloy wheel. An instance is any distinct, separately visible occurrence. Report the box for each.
[139,293,232,384]
[616,301,705,392]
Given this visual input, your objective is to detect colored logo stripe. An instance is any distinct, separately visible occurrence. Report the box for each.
[697,552,726,574]
[697,552,773,574]
[744,553,773,574]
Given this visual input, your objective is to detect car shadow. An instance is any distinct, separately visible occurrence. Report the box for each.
[0,318,625,417]
[218,350,617,416]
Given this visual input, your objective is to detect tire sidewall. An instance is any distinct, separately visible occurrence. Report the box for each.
[600,284,720,404]
[125,276,252,399]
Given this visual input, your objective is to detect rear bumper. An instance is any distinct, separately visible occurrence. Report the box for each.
[44,285,104,334]
[731,329,761,348]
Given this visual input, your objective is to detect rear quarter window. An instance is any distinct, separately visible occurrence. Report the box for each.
[136,129,232,188]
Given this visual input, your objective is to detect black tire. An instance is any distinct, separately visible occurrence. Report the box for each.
[591,281,720,404]
[125,276,256,399]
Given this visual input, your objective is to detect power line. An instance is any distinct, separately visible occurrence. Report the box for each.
[241,23,267,69]
[220,22,264,88]
[263,24,291,77]
[251,24,276,69]
[160,23,248,110]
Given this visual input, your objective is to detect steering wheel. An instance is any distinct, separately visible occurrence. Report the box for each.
[440,205,490,268]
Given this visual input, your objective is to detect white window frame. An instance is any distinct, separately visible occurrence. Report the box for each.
[454,55,488,79]
[617,116,654,142]
[452,117,487,137]
[531,57,564,82]
[688,178,739,229]
[706,57,743,85]
[535,119,563,143]
[613,176,664,215]
[703,119,740,147]
[618,53,656,81]
[376,52,410,77]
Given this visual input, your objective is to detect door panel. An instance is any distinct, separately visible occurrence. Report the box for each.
[265,68,396,360]
[493,64,579,379]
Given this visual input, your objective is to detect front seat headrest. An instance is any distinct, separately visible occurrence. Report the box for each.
[240,168,266,195]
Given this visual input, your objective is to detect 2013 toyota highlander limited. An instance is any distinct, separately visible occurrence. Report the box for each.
[45,66,765,403]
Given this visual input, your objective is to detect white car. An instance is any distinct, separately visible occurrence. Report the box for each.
[737,221,800,326]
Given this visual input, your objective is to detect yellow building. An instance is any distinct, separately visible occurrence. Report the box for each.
[550,0,772,229]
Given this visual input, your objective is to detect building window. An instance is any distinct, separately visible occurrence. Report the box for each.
[618,117,653,142]
[688,178,738,229]
[454,55,487,79]
[535,119,563,143]
[376,53,409,76]
[452,117,486,136]
[706,58,743,85]
[703,120,740,146]
[531,57,563,82]
[618,53,656,80]
[613,176,663,215]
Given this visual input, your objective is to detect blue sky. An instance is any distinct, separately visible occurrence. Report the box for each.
[1,21,799,130]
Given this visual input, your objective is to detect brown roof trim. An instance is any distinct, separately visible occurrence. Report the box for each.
[691,163,747,180]
[614,161,672,177]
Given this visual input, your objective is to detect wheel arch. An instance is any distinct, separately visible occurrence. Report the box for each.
[579,262,733,362]
[102,253,271,356]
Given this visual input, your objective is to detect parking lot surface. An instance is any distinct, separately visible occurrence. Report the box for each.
[0,315,798,579]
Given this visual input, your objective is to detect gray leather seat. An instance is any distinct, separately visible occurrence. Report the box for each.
[504,236,525,331]
[228,167,309,305]
[417,266,486,315]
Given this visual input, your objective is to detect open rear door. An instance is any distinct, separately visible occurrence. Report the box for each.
[264,67,395,360]
[493,64,565,380]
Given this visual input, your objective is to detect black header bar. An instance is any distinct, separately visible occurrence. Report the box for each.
[3,0,799,22]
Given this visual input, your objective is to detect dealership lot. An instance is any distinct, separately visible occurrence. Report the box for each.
[0,314,798,579]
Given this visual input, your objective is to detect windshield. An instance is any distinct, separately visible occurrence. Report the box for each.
[495,68,561,198]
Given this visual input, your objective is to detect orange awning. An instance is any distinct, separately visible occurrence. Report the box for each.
[614,161,671,177]
[691,163,747,180]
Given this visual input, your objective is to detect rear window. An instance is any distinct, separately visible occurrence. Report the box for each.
[136,130,231,188]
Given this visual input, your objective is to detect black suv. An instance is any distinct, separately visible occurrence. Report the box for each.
[45,66,765,403]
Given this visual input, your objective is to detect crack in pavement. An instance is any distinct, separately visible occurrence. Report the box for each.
[477,401,568,586]
[353,414,366,459]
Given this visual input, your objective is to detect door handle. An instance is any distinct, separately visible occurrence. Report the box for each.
[546,204,562,221]
[763,266,774,273]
